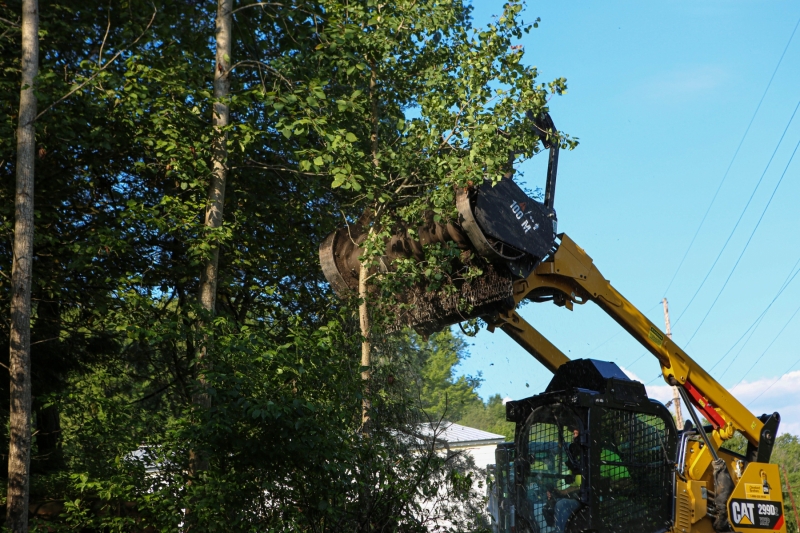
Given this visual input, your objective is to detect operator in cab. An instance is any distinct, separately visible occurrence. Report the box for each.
[544,428,582,532]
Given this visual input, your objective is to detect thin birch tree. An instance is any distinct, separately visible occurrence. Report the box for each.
[190,0,231,478]
[6,0,38,530]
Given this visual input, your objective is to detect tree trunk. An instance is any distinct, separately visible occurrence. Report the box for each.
[190,0,231,478]
[7,0,39,530]
[359,65,379,430]
[359,262,371,428]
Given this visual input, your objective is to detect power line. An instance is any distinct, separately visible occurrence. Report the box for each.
[718,321,763,378]
[684,126,800,347]
[579,331,623,359]
[645,373,662,386]
[732,301,800,391]
[747,358,800,405]
[711,254,800,374]
[709,253,800,371]
[673,97,800,331]
[642,250,800,391]
[583,301,660,358]
[663,16,800,299]
[625,351,648,370]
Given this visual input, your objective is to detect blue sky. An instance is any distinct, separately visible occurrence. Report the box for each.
[456,1,800,433]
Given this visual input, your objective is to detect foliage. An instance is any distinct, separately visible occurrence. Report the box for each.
[388,328,513,441]
[458,395,515,442]
[0,0,566,530]
[391,330,482,422]
[773,434,800,533]
[720,432,747,455]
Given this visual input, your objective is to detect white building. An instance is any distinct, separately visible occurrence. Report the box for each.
[419,422,506,470]
[416,422,507,530]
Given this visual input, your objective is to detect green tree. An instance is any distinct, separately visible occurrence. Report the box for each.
[459,395,515,441]
[390,328,514,440]
[414,330,482,421]
[0,0,566,530]
[773,434,800,533]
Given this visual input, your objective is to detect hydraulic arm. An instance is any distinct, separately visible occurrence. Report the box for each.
[489,234,786,533]
[488,233,779,463]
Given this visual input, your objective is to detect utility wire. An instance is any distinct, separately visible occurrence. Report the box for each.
[747,358,800,405]
[584,301,661,359]
[583,331,622,358]
[684,126,800,347]
[712,254,800,375]
[626,351,648,370]
[718,321,763,378]
[663,16,800,299]
[645,373,662,386]
[643,252,800,387]
[673,97,800,330]
[614,302,665,370]
[732,300,800,391]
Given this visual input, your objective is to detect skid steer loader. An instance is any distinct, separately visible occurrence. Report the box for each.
[319,113,786,533]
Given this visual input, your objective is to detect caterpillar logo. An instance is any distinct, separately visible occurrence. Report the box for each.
[729,498,784,529]
[731,501,755,525]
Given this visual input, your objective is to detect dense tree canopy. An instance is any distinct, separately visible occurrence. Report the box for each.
[391,329,514,441]
[0,0,568,530]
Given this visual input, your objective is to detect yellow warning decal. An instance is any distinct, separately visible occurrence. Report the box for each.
[648,326,664,347]
[745,483,769,501]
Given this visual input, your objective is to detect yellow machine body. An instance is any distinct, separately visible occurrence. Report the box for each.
[488,233,787,533]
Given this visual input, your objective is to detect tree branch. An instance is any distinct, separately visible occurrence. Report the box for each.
[0,16,21,28]
[29,336,59,346]
[129,380,176,404]
[229,2,284,15]
[439,101,468,149]
[35,5,157,121]
[241,160,327,176]
[226,59,292,87]
[97,8,112,66]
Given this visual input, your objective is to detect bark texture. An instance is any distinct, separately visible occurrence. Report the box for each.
[7,0,39,530]
[190,0,231,478]
[359,263,371,428]
[359,65,379,429]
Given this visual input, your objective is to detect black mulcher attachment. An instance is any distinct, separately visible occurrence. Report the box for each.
[318,112,561,333]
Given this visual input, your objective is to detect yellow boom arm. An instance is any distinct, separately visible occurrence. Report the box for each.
[490,233,766,451]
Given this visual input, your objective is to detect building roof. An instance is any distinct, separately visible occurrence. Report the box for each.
[418,422,505,447]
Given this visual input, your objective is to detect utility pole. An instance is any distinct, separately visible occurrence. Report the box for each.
[781,465,800,532]
[663,298,684,430]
